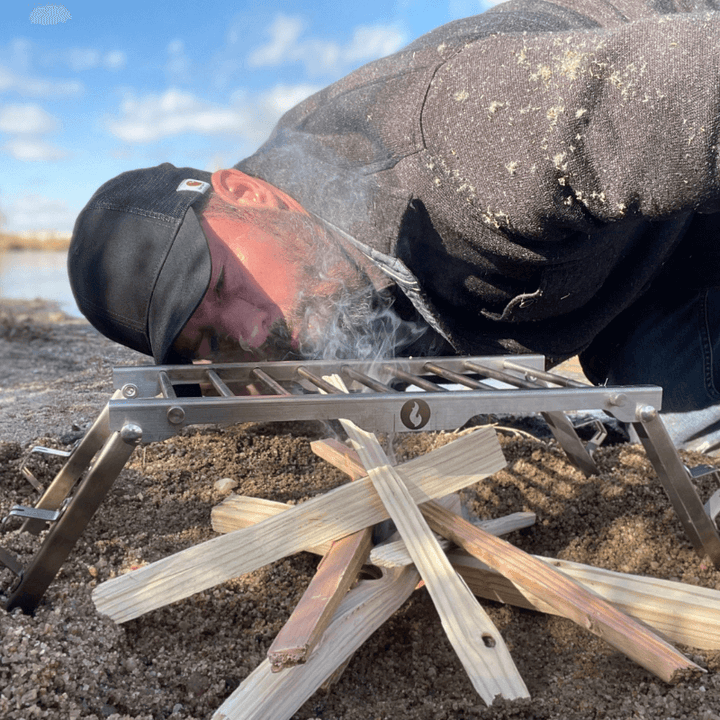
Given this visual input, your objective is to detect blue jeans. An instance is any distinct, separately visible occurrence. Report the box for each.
[580,286,720,453]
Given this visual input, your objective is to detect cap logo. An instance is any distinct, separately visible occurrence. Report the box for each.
[176,178,211,194]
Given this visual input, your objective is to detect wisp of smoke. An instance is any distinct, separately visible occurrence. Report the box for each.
[197,189,434,365]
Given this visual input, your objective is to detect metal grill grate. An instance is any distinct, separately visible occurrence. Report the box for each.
[109,355,658,444]
[4,354,720,615]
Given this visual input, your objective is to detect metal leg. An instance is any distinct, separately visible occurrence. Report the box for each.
[21,391,121,535]
[540,411,600,477]
[632,407,720,568]
[3,430,137,614]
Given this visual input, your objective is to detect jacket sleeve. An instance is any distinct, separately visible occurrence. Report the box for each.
[420,11,720,242]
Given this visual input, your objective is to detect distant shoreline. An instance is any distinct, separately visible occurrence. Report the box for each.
[0,232,71,252]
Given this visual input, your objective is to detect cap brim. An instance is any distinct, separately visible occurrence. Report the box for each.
[148,206,212,364]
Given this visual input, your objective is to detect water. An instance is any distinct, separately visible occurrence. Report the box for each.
[0,249,81,317]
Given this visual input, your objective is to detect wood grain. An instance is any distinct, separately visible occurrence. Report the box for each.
[213,566,420,720]
[339,419,528,704]
[93,426,504,623]
[210,495,720,651]
[267,439,372,671]
[422,500,703,683]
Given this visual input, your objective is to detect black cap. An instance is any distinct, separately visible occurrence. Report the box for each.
[68,163,213,364]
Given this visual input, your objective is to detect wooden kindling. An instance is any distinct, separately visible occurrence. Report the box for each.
[447,551,720,651]
[306,436,720,653]
[92,425,505,623]
[266,439,372,671]
[338,417,529,704]
[213,565,420,720]
[317,374,526,704]
[421,500,704,683]
[211,494,720,652]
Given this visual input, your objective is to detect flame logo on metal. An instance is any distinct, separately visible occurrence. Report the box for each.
[400,399,431,430]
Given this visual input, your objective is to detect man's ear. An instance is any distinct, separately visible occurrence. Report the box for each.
[211,169,307,214]
[211,169,277,208]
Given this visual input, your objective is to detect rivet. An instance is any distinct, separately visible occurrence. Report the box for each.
[120,423,143,444]
[167,406,186,425]
[121,383,139,399]
[637,405,658,423]
[608,393,627,407]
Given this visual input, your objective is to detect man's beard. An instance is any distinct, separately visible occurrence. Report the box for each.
[197,283,430,364]
[196,318,301,364]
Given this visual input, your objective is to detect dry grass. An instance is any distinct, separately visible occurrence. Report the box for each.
[0,232,71,252]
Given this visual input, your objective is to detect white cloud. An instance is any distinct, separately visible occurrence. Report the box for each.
[67,48,101,72]
[0,65,82,97]
[0,104,59,135]
[64,47,127,72]
[1,137,67,161]
[104,51,127,71]
[231,83,322,145]
[107,83,321,147]
[248,14,406,76]
[248,16,305,67]
[344,25,410,64]
[0,104,66,163]
[4,193,77,232]
[108,89,246,143]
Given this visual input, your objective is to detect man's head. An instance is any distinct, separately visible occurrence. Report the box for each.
[173,168,370,362]
[69,162,421,365]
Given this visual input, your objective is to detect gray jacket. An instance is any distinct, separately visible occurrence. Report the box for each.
[238,0,720,361]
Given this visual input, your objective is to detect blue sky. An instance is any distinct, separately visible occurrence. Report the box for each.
[0,1,501,234]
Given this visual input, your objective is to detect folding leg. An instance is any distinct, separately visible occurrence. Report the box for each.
[632,407,720,568]
[3,428,137,614]
[21,391,122,535]
[540,411,602,476]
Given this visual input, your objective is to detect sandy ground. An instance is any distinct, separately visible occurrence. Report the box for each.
[3,299,720,719]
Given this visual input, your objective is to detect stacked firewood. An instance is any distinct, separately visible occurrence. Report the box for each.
[91,376,720,719]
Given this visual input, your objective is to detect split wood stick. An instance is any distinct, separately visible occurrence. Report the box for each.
[369,512,537,568]
[421,501,703,683]
[339,419,529,704]
[211,496,535,556]
[93,426,504,623]
[210,496,720,651]
[213,566,420,720]
[307,433,537,570]
[449,551,720,651]
[267,439,372,671]
[211,496,301,537]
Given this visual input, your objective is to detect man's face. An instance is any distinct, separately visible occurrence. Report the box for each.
[173,168,379,363]
[175,209,309,362]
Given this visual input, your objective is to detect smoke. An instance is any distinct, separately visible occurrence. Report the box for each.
[294,272,430,362]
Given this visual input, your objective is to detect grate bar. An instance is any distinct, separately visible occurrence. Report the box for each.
[206,369,235,398]
[423,362,495,390]
[342,366,395,393]
[297,367,342,394]
[464,360,539,390]
[502,359,589,388]
[464,361,601,475]
[251,368,289,396]
[158,371,176,399]
[387,366,446,392]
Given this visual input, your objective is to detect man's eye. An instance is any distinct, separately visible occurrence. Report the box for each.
[214,266,225,296]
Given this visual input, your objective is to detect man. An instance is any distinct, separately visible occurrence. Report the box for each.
[69,0,720,451]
